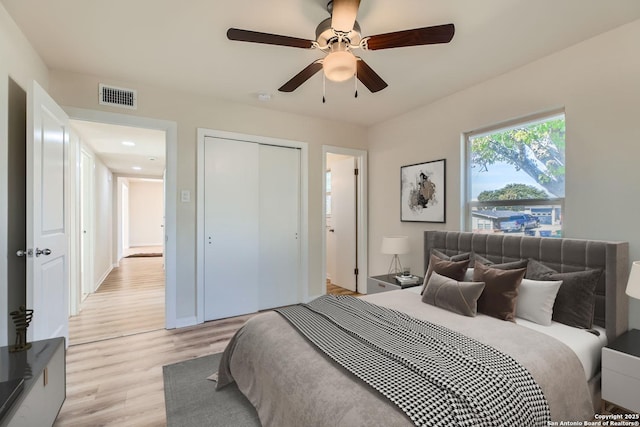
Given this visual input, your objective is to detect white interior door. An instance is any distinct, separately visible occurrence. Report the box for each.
[203,137,259,320]
[258,145,300,310]
[332,156,357,291]
[80,150,93,297]
[27,81,69,342]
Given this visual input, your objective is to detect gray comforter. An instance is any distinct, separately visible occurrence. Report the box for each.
[218,290,594,426]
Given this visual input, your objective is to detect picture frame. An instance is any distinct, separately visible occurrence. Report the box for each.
[400,159,446,223]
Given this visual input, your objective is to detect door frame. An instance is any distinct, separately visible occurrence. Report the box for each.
[196,128,309,324]
[322,146,368,294]
[64,107,179,329]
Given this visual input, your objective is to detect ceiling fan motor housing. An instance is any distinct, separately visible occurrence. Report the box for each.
[315,17,361,49]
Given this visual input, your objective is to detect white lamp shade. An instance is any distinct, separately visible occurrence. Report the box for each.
[626,261,640,300]
[381,236,410,255]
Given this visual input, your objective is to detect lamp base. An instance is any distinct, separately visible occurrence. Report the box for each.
[387,254,403,276]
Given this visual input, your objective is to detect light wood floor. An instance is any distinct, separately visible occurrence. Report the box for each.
[55,257,255,426]
[57,261,355,425]
[69,257,166,345]
[326,282,361,297]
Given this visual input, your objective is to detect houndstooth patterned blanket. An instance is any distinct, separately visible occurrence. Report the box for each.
[276,295,550,427]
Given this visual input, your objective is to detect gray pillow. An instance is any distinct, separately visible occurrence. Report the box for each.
[472,254,529,270]
[422,272,485,317]
[431,249,471,262]
[525,259,602,329]
[421,254,471,295]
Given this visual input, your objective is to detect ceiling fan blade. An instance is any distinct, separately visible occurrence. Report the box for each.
[364,23,455,50]
[278,61,324,92]
[331,0,361,32]
[356,59,388,93]
[227,28,315,49]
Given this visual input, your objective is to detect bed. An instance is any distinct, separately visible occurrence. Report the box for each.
[217,231,629,426]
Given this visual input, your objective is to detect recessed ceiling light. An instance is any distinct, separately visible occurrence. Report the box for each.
[132,166,142,171]
[122,141,135,147]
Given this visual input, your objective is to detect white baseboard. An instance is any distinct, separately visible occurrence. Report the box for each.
[174,316,198,329]
[94,266,113,292]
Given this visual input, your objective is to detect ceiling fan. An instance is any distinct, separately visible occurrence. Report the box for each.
[227,0,455,95]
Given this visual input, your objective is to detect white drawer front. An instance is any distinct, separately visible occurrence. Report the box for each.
[602,348,640,378]
[367,279,399,294]
[602,368,640,412]
[7,342,65,427]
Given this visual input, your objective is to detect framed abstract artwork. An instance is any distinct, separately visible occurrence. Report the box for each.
[400,159,446,223]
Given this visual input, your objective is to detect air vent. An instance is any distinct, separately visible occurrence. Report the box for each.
[99,84,137,109]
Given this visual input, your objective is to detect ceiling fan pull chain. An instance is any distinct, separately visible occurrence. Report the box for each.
[355,70,358,98]
[323,73,326,103]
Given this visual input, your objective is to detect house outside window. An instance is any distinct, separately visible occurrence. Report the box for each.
[465,112,565,237]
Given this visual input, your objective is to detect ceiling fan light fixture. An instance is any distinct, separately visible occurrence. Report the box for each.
[323,51,357,82]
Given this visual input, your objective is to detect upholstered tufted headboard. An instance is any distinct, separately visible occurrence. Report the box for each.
[424,231,630,340]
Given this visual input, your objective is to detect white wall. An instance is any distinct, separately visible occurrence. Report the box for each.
[128,180,164,247]
[92,154,114,290]
[48,69,368,324]
[0,3,50,345]
[368,19,640,329]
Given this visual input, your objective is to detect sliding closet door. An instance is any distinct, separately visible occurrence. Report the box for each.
[258,145,300,310]
[203,137,259,320]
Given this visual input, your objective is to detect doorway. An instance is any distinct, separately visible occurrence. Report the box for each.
[323,146,368,294]
[6,78,27,344]
[69,121,168,344]
[119,177,165,259]
[65,108,178,329]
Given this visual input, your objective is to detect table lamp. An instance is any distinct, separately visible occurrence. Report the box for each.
[626,261,640,300]
[381,236,410,276]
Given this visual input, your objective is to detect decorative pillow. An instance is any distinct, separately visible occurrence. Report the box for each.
[515,278,563,326]
[421,254,470,295]
[431,249,471,262]
[472,254,529,270]
[524,259,557,280]
[526,259,602,329]
[422,272,485,317]
[473,261,526,322]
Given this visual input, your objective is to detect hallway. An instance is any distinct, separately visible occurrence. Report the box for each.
[69,256,165,345]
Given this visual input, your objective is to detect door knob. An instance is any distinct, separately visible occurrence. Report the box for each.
[35,248,52,257]
[16,249,33,257]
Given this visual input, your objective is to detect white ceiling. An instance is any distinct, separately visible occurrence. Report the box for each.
[4,0,640,128]
[71,120,166,177]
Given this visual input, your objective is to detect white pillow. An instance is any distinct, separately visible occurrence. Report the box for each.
[515,278,563,326]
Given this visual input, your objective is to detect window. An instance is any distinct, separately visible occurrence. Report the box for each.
[465,112,565,237]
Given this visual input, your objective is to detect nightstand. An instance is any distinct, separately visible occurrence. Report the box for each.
[367,274,423,294]
[601,329,640,413]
